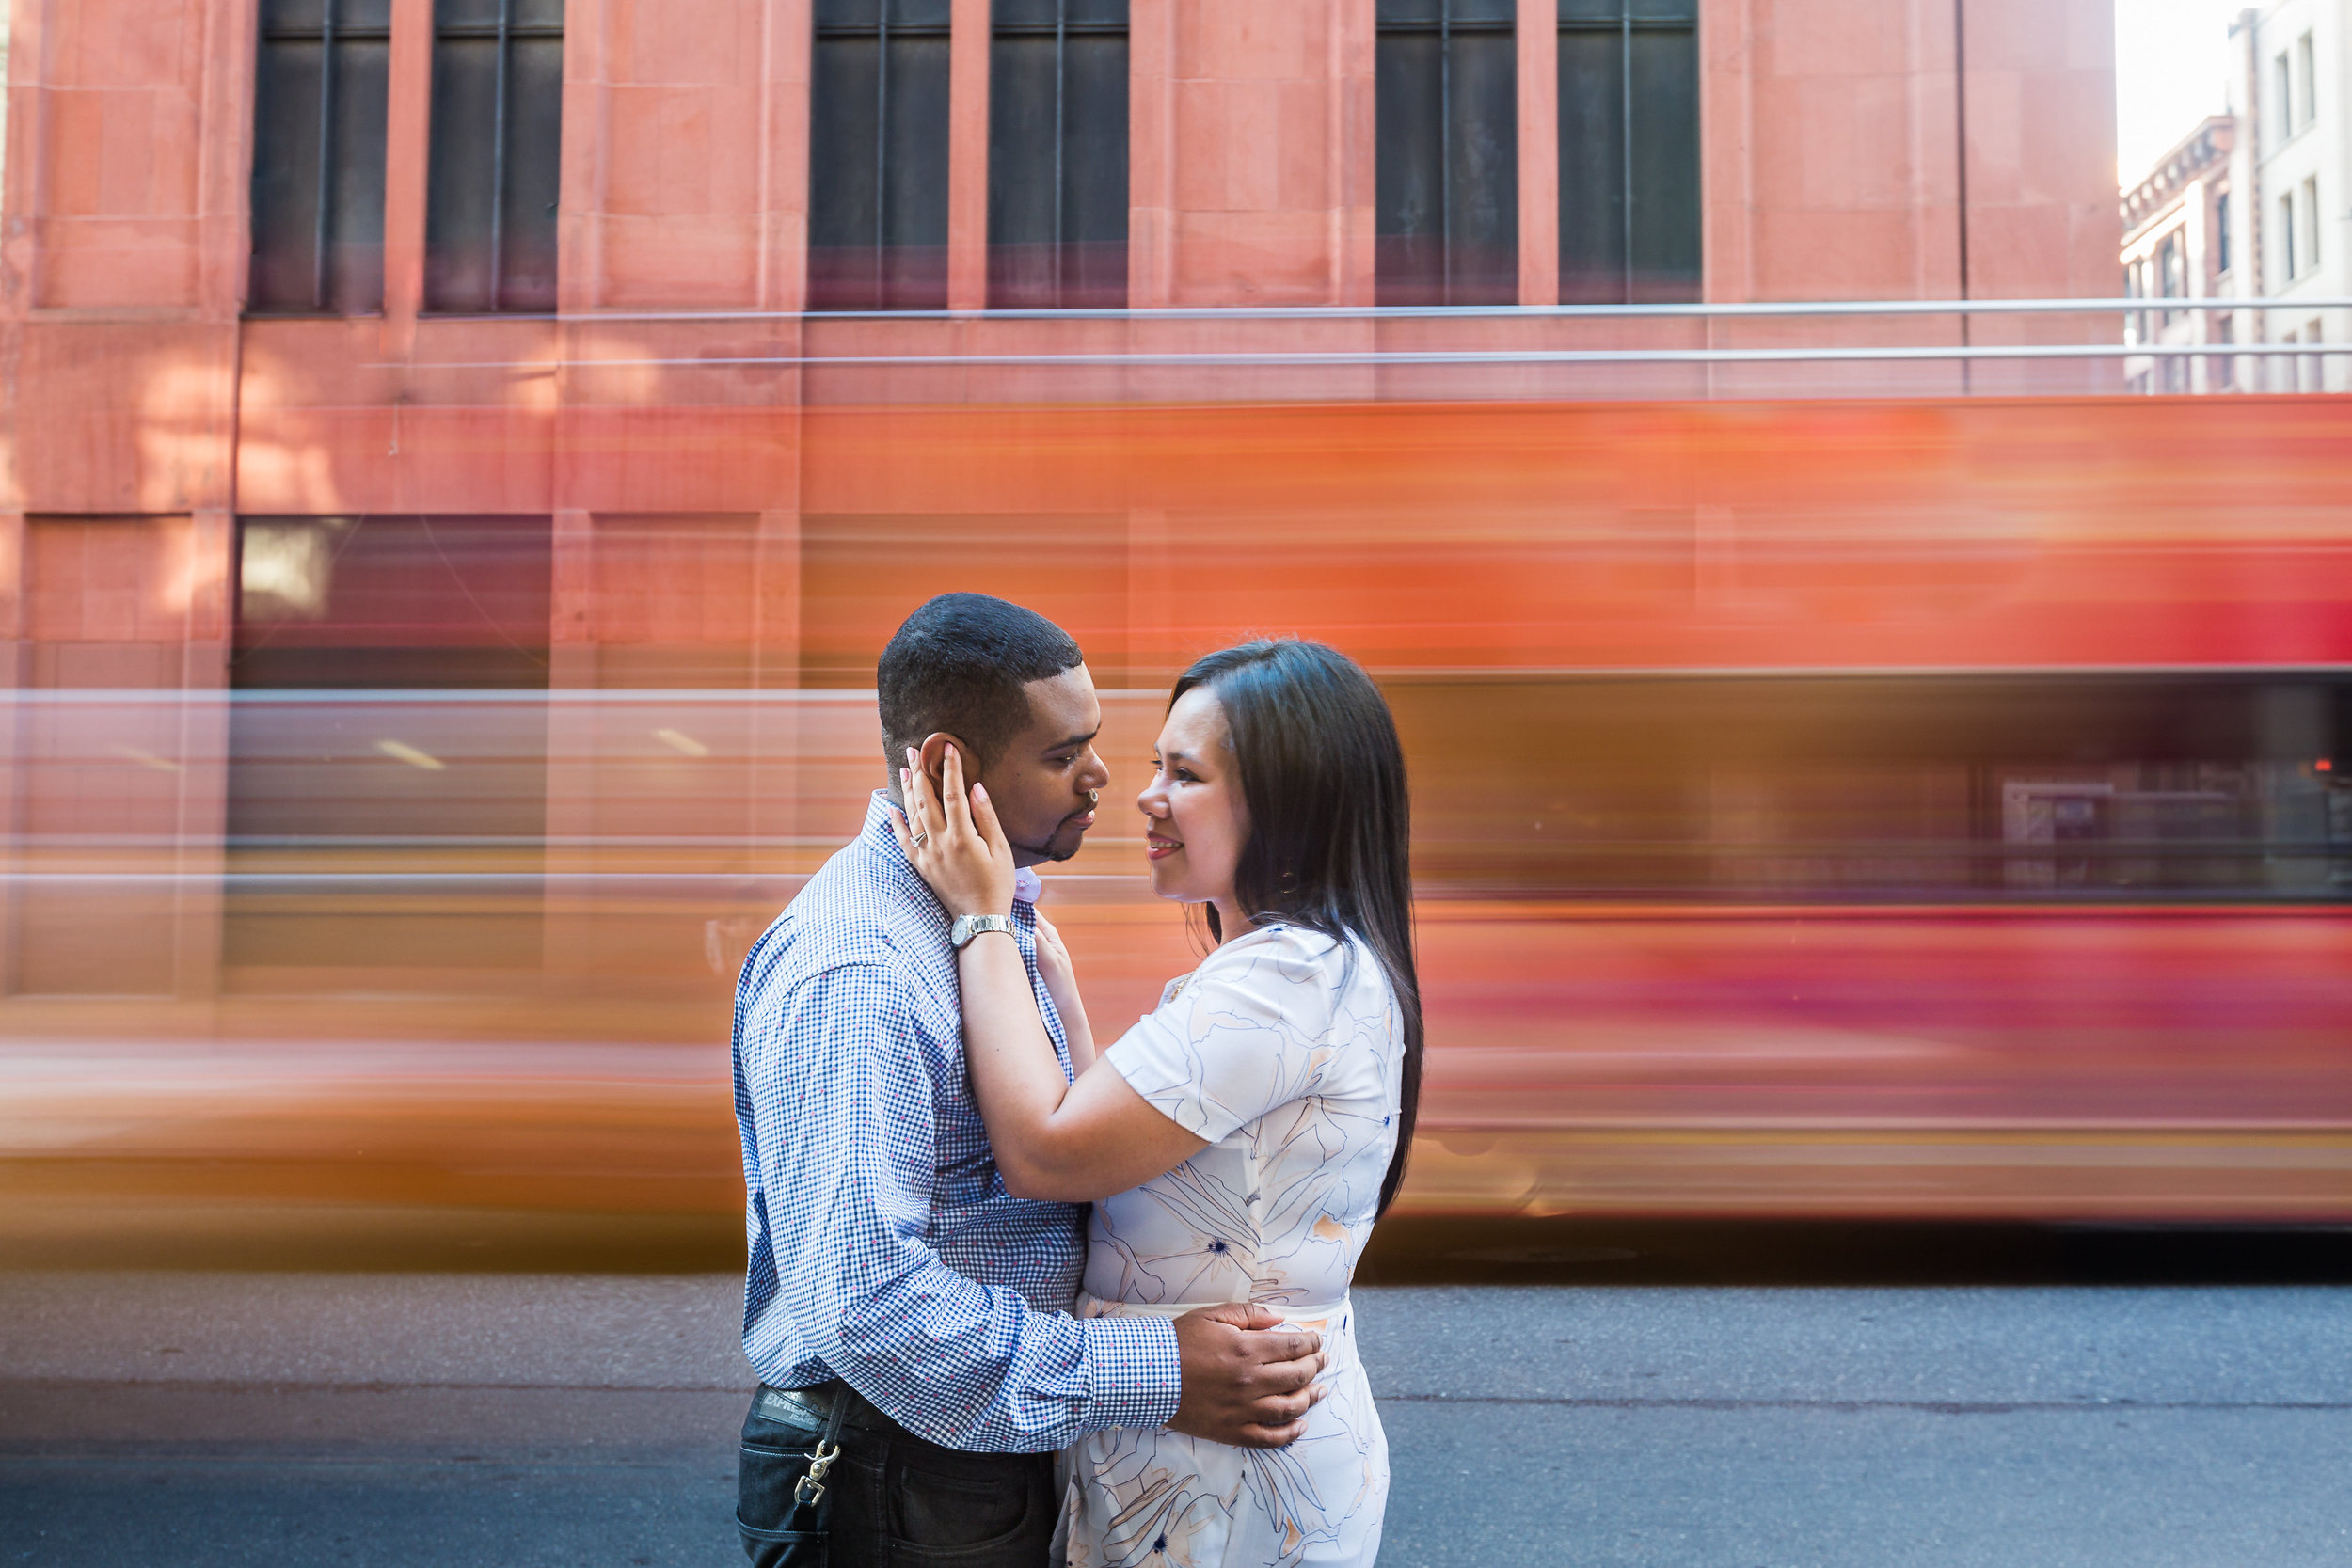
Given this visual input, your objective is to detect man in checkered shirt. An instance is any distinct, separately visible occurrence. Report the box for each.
[732,594,1327,1567]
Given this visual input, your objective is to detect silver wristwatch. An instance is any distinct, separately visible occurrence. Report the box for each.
[949,913,1016,950]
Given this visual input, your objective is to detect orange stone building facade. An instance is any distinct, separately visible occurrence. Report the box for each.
[0,0,2120,1086]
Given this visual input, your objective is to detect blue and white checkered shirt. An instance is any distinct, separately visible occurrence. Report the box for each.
[732,792,1183,1451]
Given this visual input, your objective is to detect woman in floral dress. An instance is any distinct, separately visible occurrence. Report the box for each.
[896,639,1422,1568]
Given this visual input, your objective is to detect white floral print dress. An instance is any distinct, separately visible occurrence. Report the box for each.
[1062,921,1403,1568]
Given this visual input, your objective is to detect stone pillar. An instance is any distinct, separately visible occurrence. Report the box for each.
[382,0,436,354]
[947,0,993,310]
[1517,0,1560,308]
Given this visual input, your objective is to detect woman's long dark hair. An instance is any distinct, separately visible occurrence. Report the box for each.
[1173,640,1422,1218]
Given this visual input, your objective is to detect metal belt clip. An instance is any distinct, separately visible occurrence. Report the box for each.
[794,1438,842,1507]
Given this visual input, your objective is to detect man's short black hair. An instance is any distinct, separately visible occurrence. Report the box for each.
[878,594,1085,771]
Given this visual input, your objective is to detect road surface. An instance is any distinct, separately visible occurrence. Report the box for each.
[4,1267,2350,1566]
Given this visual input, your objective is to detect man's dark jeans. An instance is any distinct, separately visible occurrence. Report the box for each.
[739,1383,1057,1568]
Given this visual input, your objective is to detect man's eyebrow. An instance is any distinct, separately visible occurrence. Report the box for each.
[1041,726,1101,753]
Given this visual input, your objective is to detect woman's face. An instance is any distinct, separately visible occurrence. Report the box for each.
[1136,687,1251,911]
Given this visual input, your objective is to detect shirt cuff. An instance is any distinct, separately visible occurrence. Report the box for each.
[1082,1313,1184,1431]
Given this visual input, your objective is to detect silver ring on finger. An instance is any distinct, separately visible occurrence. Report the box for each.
[912,831,929,847]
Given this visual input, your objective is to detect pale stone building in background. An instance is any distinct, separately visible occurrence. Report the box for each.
[2140,2,2352,391]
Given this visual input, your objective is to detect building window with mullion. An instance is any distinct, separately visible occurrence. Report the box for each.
[808,0,953,310]
[988,0,1128,308]
[249,0,392,314]
[1375,0,1519,306]
[1558,0,1700,303]
[424,0,564,313]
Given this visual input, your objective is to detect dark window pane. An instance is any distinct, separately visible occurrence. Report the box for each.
[877,36,951,305]
[1448,27,1519,301]
[989,33,1060,304]
[437,0,555,24]
[808,35,882,287]
[501,34,565,308]
[425,29,501,309]
[424,0,564,313]
[818,0,946,23]
[808,5,951,310]
[1376,31,1446,301]
[262,0,391,25]
[249,39,326,309]
[248,0,390,314]
[1556,5,1699,303]
[1627,24,1699,300]
[1377,2,1518,306]
[988,0,1129,308]
[1556,25,1625,301]
[326,38,391,310]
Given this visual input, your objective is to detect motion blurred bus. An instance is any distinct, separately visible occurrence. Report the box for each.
[7,394,2348,1256]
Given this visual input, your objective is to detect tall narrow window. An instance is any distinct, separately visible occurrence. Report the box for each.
[2277,52,2295,141]
[2281,191,2297,282]
[2302,175,2322,273]
[808,0,952,310]
[1558,0,1700,303]
[249,0,391,313]
[424,0,564,312]
[987,0,1128,308]
[2297,33,2317,131]
[1375,0,1519,306]
[2157,230,2185,338]
[2217,191,2232,276]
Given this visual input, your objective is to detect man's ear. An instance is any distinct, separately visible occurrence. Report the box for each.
[916,732,976,792]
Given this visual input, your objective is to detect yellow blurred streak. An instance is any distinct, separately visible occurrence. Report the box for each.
[373,739,448,771]
[107,744,183,774]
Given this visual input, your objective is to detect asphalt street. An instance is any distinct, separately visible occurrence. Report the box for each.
[4,1267,2350,1567]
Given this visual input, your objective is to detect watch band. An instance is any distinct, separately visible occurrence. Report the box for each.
[949,913,1016,950]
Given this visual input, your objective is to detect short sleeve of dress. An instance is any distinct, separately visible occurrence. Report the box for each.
[1103,926,1342,1144]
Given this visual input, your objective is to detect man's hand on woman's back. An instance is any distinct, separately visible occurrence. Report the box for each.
[1168,1303,1328,1448]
